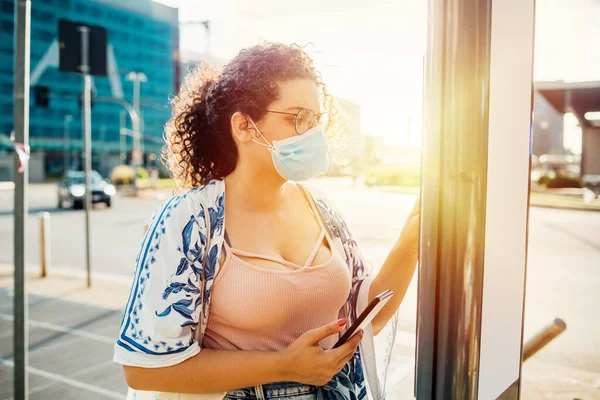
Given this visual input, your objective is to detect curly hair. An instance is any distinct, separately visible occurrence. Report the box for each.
[162,42,339,189]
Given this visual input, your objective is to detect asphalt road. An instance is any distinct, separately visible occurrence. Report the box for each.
[1,178,599,374]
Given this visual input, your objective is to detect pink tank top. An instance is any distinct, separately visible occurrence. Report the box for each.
[203,200,352,352]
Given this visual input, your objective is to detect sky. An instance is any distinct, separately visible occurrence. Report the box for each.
[155,0,600,146]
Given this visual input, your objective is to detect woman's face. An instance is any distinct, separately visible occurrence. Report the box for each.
[255,78,322,143]
[233,78,322,180]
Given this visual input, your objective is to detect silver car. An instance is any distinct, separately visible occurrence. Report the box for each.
[57,170,116,209]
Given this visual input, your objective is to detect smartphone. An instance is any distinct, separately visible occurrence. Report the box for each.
[331,289,394,349]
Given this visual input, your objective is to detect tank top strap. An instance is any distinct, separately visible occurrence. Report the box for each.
[222,234,303,270]
[297,184,340,254]
[303,229,326,268]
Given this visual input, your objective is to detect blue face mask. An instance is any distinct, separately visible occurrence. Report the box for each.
[249,119,330,182]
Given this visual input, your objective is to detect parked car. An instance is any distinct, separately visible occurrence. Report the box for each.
[57,170,115,209]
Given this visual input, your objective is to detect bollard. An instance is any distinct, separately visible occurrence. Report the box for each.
[523,318,567,361]
[39,212,50,277]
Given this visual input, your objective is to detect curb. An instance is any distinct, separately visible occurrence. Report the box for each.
[0,263,133,286]
[530,202,600,212]
[0,264,132,310]
[0,181,14,191]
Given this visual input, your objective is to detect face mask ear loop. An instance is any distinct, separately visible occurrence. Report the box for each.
[248,118,273,149]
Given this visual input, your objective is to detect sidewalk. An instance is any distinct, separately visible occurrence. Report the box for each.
[1,268,599,399]
[0,267,129,400]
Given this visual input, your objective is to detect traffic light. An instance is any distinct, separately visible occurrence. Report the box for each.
[34,86,50,107]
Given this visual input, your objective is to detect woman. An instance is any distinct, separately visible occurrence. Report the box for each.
[113,42,419,400]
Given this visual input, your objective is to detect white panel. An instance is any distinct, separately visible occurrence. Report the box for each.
[478,0,535,399]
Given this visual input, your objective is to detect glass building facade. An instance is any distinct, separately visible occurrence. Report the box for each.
[0,0,179,177]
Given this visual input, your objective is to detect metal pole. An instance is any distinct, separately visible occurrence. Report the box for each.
[523,318,567,361]
[63,114,72,174]
[100,125,106,175]
[126,72,146,174]
[140,109,145,166]
[133,113,141,188]
[39,212,50,278]
[132,82,141,186]
[63,119,68,174]
[132,78,144,167]
[132,77,140,121]
[119,110,125,164]
[13,0,31,398]
[80,26,92,288]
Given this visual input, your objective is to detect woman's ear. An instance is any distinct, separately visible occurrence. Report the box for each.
[231,112,254,143]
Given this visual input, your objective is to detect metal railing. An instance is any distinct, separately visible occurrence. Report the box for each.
[523,318,567,361]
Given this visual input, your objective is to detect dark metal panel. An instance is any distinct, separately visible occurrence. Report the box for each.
[496,379,519,400]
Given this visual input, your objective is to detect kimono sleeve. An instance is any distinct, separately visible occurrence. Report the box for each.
[113,193,207,368]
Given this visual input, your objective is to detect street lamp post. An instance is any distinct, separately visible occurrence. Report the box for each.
[63,114,73,174]
[119,110,126,164]
[99,125,107,176]
[126,71,147,171]
[91,96,141,187]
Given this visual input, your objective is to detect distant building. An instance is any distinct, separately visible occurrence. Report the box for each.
[536,81,600,187]
[532,91,564,156]
[0,0,179,179]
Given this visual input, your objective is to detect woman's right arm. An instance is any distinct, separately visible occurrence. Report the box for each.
[123,348,285,393]
[123,320,363,393]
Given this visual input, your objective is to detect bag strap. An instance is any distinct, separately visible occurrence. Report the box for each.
[297,184,346,261]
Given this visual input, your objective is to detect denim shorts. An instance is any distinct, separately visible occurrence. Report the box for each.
[225,381,317,400]
[224,362,356,400]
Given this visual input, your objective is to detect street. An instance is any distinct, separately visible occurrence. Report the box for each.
[1,178,599,375]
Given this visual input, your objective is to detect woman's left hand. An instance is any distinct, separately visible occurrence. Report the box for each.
[396,197,420,253]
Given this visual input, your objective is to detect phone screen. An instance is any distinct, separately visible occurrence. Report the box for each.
[331,289,394,349]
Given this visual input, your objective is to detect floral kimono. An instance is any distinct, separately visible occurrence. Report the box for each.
[113,179,399,399]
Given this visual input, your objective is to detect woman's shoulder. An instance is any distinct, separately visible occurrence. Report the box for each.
[181,179,225,207]
[146,179,225,232]
[299,182,330,204]
[299,182,340,217]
